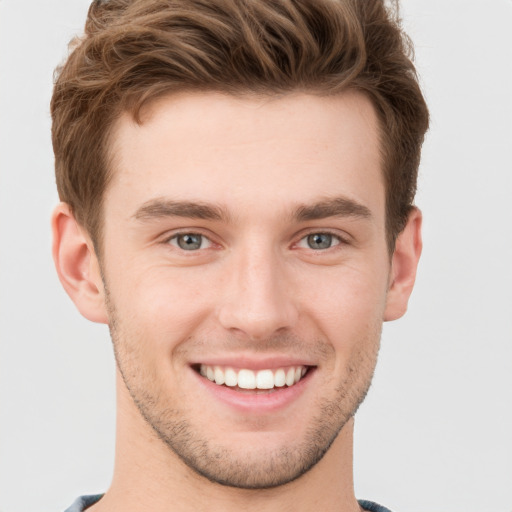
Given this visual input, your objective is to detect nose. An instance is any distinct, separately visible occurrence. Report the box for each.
[217,245,299,341]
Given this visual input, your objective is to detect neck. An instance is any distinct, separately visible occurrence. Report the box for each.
[91,374,361,512]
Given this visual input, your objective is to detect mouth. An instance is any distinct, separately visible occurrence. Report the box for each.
[193,364,312,393]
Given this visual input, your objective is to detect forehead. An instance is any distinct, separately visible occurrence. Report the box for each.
[106,90,384,222]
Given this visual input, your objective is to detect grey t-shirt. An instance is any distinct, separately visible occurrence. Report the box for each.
[64,494,393,512]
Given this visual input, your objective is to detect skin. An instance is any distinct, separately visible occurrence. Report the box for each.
[52,91,422,512]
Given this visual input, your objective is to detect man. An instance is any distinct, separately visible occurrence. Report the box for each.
[51,0,428,511]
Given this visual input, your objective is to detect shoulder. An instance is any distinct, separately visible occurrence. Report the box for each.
[65,495,389,512]
[358,500,394,512]
[64,495,104,512]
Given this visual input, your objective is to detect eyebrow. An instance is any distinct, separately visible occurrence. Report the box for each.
[133,198,228,222]
[293,197,372,222]
[132,196,372,223]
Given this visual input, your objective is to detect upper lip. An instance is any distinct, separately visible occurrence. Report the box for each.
[190,355,316,371]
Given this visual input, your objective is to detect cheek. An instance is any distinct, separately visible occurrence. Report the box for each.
[106,263,215,351]
[301,261,388,317]
[297,265,388,357]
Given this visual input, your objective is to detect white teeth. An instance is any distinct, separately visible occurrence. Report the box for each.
[238,369,256,389]
[224,367,238,387]
[214,366,225,385]
[256,369,274,390]
[198,364,308,390]
[285,367,295,387]
[274,368,286,387]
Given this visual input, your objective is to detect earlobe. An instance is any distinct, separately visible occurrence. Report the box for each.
[51,203,108,324]
[383,207,423,322]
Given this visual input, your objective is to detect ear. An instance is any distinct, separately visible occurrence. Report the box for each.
[51,203,108,323]
[384,207,423,321]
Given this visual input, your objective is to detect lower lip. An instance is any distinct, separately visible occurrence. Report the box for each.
[191,367,315,413]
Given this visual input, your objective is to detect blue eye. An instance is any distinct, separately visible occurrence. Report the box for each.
[298,233,341,250]
[169,233,211,251]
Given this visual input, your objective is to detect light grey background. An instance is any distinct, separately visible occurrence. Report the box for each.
[1,1,511,511]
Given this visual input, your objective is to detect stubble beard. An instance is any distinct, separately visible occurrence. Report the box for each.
[105,292,381,490]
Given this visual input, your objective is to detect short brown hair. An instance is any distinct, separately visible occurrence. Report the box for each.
[51,0,429,252]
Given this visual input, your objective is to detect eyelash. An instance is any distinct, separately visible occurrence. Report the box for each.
[295,231,346,251]
[163,230,348,252]
[165,231,214,251]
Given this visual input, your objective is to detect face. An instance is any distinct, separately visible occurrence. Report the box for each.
[100,91,390,488]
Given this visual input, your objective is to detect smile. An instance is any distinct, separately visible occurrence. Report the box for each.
[198,364,309,390]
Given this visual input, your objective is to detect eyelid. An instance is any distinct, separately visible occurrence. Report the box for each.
[158,228,350,251]
[169,233,212,250]
[161,229,219,249]
[294,229,349,249]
